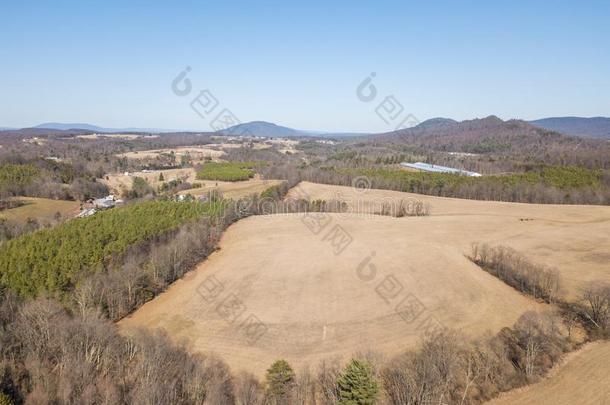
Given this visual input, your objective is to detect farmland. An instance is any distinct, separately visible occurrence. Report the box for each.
[181,177,284,199]
[120,210,548,376]
[288,182,610,299]
[102,167,198,194]
[489,341,610,405]
[0,197,80,225]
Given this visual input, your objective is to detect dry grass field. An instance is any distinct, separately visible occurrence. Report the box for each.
[120,212,546,376]
[488,341,610,405]
[102,168,198,194]
[117,146,226,161]
[181,178,283,199]
[288,182,610,300]
[75,134,158,140]
[0,197,80,224]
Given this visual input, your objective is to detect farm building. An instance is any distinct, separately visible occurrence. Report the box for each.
[401,162,482,177]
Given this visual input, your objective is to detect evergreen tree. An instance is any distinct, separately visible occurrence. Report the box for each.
[265,359,295,404]
[337,359,379,405]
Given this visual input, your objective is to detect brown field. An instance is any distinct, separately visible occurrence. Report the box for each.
[120,212,546,376]
[75,134,158,140]
[117,146,226,161]
[102,168,198,194]
[0,197,80,224]
[287,182,610,300]
[103,167,282,199]
[180,177,283,199]
[488,341,610,405]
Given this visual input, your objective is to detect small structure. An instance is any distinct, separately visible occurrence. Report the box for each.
[401,162,482,177]
[77,208,97,218]
[93,195,120,209]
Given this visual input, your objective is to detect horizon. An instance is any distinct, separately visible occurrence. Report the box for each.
[2,1,609,132]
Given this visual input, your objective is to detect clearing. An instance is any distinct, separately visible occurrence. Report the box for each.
[120,212,546,376]
[117,146,226,161]
[102,168,198,194]
[287,182,610,300]
[0,197,80,224]
[181,177,283,199]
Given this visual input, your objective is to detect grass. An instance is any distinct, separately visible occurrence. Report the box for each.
[196,162,259,182]
[0,197,80,225]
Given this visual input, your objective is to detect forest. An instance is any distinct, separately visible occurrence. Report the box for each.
[0,200,223,299]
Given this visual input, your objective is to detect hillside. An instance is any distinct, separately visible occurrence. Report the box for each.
[120,212,546,376]
[373,116,610,168]
[529,117,610,139]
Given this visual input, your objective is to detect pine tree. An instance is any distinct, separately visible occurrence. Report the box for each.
[337,359,379,405]
[265,359,295,404]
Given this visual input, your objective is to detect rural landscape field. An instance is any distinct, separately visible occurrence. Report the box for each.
[1,1,609,404]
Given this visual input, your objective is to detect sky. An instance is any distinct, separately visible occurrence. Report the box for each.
[1,0,609,132]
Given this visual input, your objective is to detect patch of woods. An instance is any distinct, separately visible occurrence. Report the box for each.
[469,244,561,303]
[262,164,610,205]
[0,200,225,300]
[0,159,108,202]
[3,286,609,404]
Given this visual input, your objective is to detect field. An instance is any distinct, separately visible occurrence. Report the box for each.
[288,182,610,299]
[102,168,198,194]
[181,178,283,199]
[0,197,80,224]
[196,162,256,182]
[488,341,610,405]
[120,212,546,376]
[117,146,226,161]
[75,134,158,140]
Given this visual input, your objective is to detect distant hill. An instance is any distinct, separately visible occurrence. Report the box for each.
[373,115,610,160]
[219,121,305,137]
[529,117,610,139]
[414,117,458,130]
[219,121,369,138]
[31,122,177,133]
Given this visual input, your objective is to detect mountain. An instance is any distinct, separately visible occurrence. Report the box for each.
[219,121,305,137]
[529,117,610,139]
[0,127,16,131]
[31,122,177,133]
[219,121,369,138]
[374,115,597,153]
[414,117,458,130]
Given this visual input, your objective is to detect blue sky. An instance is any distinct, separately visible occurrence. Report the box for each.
[1,0,609,132]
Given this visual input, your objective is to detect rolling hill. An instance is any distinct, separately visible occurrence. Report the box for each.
[529,117,610,139]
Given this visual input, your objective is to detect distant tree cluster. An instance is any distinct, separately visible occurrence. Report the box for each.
[470,244,562,303]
